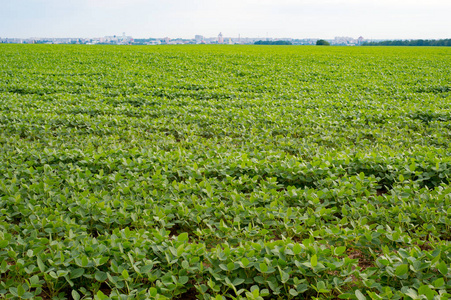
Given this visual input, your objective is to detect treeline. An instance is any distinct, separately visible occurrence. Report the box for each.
[133,38,157,43]
[254,40,292,45]
[363,39,451,46]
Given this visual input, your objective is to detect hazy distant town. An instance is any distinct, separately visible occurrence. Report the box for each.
[0,32,372,46]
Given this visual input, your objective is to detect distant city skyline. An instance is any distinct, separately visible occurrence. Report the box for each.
[0,33,372,46]
[1,0,450,40]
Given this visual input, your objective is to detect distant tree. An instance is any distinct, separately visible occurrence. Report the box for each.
[316,40,330,46]
[254,40,292,45]
[362,39,451,46]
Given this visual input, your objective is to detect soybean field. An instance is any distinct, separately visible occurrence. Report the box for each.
[0,45,450,299]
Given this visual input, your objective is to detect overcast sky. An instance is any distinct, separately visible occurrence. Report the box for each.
[1,0,450,39]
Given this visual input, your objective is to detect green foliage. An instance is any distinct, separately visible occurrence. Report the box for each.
[363,39,451,46]
[316,39,330,45]
[254,40,293,45]
[0,44,450,299]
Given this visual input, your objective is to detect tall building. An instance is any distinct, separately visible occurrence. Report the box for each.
[195,35,204,43]
[218,32,223,44]
[358,36,364,45]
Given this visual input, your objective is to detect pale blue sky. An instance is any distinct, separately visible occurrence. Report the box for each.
[1,0,450,39]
